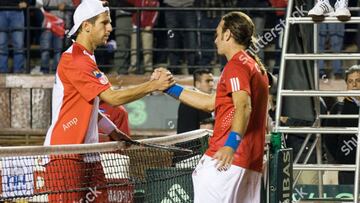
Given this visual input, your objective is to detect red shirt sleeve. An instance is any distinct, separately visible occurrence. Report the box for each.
[224,61,252,96]
[111,105,131,136]
[64,58,111,102]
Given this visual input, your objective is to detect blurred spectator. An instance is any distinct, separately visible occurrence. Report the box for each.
[308,0,350,21]
[343,0,358,64]
[318,22,345,79]
[196,0,235,67]
[308,0,349,78]
[98,101,131,142]
[266,71,278,133]
[0,0,28,73]
[269,0,287,75]
[108,0,133,74]
[269,0,287,17]
[153,0,168,67]
[128,0,159,74]
[177,69,214,133]
[324,65,360,185]
[34,0,72,74]
[28,0,43,46]
[163,0,197,74]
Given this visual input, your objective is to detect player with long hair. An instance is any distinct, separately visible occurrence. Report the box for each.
[162,11,269,202]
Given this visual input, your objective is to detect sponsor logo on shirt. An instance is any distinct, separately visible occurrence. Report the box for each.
[63,117,78,131]
[93,70,109,85]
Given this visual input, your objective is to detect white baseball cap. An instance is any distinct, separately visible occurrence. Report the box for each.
[67,0,109,37]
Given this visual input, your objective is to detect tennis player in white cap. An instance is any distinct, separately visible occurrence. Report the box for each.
[44,0,174,202]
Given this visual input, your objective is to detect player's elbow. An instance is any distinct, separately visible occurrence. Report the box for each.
[244,104,252,117]
[246,105,252,117]
[203,95,215,112]
[204,104,214,112]
[203,101,215,112]
[237,102,252,116]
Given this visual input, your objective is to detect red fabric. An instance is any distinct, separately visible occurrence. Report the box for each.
[99,102,131,142]
[269,0,287,16]
[128,0,159,28]
[205,50,269,172]
[48,42,110,145]
[43,11,65,37]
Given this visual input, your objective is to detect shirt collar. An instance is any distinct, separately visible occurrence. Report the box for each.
[74,42,94,55]
[230,50,248,61]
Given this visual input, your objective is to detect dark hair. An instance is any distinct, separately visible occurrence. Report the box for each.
[221,12,266,74]
[345,65,360,82]
[193,68,212,86]
[76,14,101,36]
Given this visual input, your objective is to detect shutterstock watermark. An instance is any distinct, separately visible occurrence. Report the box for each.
[239,5,306,65]
[341,137,358,156]
[73,187,101,203]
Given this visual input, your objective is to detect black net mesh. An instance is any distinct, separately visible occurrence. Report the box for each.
[0,130,211,203]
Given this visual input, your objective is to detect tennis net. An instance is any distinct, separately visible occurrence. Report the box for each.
[0,129,211,203]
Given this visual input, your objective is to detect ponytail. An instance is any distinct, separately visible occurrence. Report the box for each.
[247,37,266,75]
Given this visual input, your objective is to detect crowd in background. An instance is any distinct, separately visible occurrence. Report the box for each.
[0,0,359,77]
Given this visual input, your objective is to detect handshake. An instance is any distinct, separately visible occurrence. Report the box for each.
[149,68,176,92]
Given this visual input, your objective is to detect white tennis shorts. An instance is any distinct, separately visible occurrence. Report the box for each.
[192,155,262,203]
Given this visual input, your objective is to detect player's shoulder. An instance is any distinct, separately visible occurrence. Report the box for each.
[61,44,96,70]
[229,51,261,73]
[229,50,253,66]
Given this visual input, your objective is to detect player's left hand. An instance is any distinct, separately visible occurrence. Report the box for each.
[152,70,175,91]
[151,67,172,81]
[212,146,234,171]
[150,69,161,81]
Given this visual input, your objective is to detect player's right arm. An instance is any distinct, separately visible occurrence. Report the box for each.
[100,70,175,106]
[149,68,215,112]
[163,85,215,112]
[178,89,215,112]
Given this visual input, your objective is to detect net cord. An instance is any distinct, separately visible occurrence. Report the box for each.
[0,129,212,157]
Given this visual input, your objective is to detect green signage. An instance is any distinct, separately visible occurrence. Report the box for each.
[269,148,293,203]
[127,100,147,126]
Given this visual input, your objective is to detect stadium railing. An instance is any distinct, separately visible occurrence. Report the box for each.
[1,6,286,73]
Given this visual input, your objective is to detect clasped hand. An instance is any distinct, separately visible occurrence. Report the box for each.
[150,68,175,91]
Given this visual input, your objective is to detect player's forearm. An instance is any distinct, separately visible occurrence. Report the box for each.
[179,88,215,112]
[100,81,155,106]
[231,102,251,138]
